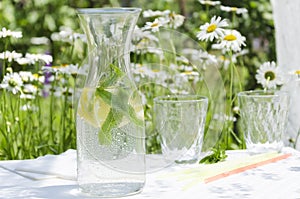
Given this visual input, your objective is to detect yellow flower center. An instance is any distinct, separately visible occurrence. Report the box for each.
[23,85,37,94]
[264,71,276,81]
[53,64,68,69]
[207,24,217,33]
[224,34,237,41]
[295,70,300,75]
[33,73,39,78]
[169,12,175,20]
[151,22,159,28]
[182,71,193,75]
[231,7,238,12]
[219,55,226,61]
[8,79,18,87]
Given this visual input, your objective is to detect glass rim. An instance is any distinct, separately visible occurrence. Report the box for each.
[237,90,288,98]
[154,94,208,103]
[77,7,142,15]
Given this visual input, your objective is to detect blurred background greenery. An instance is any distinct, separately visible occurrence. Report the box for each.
[0,0,275,89]
[0,0,277,158]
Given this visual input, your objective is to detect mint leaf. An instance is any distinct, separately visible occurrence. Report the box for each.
[98,64,123,88]
[96,87,144,127]
[199,148,227,164]
[96,88,112,104]
[95,64,144,145]
[98,108,123,145]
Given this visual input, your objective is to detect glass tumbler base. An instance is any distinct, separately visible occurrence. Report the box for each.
[79,182,144,198]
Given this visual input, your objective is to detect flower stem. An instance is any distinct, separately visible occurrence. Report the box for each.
[229,50,234,107]
[294,128,300,149]
[2,39,9,81]
[49,81,55,147]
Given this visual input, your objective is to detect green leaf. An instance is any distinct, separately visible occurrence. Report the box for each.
[95,64,144,145]
[113,88,144,127]
[96,87,144,128]
[128,105,143,127]
[98,108,123,145]
[96,88,144,145]
[199,148,227,164]
[98,64,123,88]
[96,88,112,105]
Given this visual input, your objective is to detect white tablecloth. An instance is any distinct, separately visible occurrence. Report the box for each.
[1,148,300,199]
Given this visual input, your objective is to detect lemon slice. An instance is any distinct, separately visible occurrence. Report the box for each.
[77,87,110,128]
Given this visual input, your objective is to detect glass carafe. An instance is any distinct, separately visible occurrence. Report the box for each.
[76,8,145,197]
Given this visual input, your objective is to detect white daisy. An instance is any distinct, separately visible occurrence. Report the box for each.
[182,65,194,72]
[51,26,86,43]
[214,29,246,52]
[165,11,185,29]
[197,50,218,68]
[41,66,58,74]
[294,70,300,79]
[143,10,184,29]
[177,70,200,84]
[6,67,13,74]
[0,72,23,94]
[146,47,164,56]
[233,106,239,114]
[21,104,38,112]
[30,37,50,45]
[182,48,217,69]
[0,51,22,62]
[132,64,156,79]
[212,43,249,57]
[25,53,53,65]
[53,87,63,98]
[217,55,237,70]
[197,16,228,42]
[143,10,169,18]
[58,64,86,76]
[176,56,190,65]
[47,75,56,82]
[284,70,300,84]
[37,75,45,84]
[213,113,236,122]
[255,61,283,89]
[143,18,164,32]
[132,26,158,43]
[234,49,249,57]
[21,84,38,99]
[220,5,248,15]
[182,48,199,55]
[0,27,22,38]
[15,57,32,65]
[19,71,36,83]
[198,0,221,6]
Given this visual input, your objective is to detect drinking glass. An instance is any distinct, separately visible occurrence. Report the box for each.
[238,90,290,153]
[154,95,208,164]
